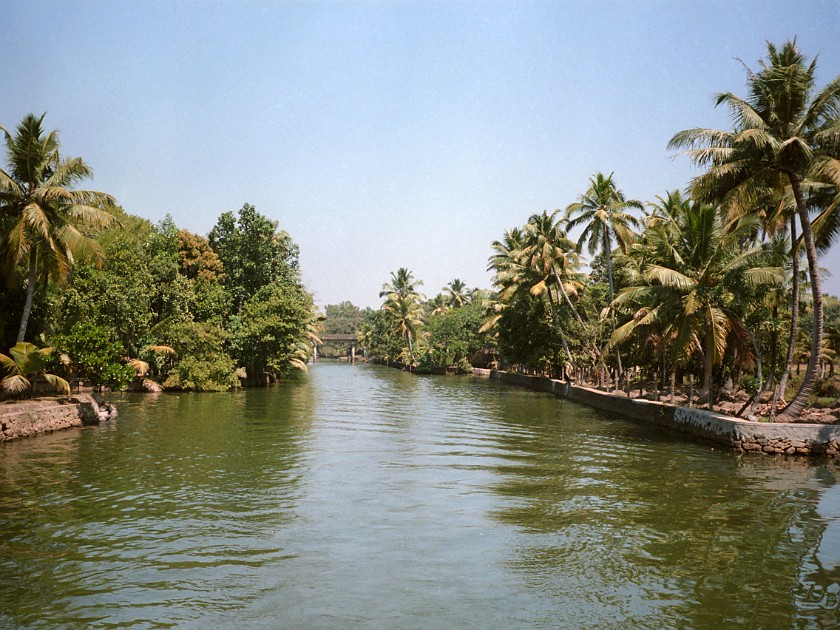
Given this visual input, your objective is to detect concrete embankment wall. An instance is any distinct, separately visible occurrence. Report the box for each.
[0,395,117,442]
[472,369,840,457]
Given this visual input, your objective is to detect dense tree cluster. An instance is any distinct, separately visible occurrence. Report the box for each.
[0,115,316,393]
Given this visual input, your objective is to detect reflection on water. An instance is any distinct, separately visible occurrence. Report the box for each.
[0,363,838,627]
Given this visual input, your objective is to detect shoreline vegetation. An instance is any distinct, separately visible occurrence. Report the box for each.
[2,39,840,443]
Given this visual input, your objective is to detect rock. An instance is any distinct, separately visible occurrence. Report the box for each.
[762,445,776,453]
[742,442,761,451]
[785,447,796,455]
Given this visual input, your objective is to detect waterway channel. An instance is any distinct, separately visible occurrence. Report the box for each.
[1,363,839,627]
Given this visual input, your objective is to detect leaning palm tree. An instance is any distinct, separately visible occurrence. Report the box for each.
[669,40,840,420]
[0,113,120,342]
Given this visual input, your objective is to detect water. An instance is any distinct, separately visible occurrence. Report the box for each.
[1,363,839,628]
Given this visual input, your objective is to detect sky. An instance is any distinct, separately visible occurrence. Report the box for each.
[4,0,840,308]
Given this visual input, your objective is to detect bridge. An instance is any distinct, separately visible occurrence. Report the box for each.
[316,333,359,363]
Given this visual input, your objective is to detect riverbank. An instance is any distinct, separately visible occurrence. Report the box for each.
[0,395,117,442]
[473,369,840,458]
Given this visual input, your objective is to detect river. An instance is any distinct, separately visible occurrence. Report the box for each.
[1,363,839,628]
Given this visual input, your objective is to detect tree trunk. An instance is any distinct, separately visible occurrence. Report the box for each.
[16,245,38,343]
[603,226,623,374]
[767,306,778,391]
[775,214,799,408]
[704,312,714,412]
[779,175,824,421]
[547,289,577,372]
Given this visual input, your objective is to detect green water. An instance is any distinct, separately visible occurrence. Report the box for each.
[1,363,839,628]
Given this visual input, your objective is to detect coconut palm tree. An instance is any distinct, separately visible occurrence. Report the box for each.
[610,200,781,410]
[380,268,424,363]
[427,294,450,316]
[382,293,424,363]
[486,216,586,373]
[669,40,840,420]
[380,267,424,302]
[444,278,471,308]
[0,113,119,342]
[566,172,643,305]
[522,210,586,326]
[566,173,642,373]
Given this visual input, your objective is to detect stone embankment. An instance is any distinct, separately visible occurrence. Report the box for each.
[0,395,117,442]
[473,369,840,458]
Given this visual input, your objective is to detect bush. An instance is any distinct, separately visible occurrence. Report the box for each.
[162,351,238,391]
[54,322,135,390]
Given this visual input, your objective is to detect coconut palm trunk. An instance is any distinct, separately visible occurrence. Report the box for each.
[16,245,38,343]
[602,225,623,374]
[703,311,715,411]
[774,215,800,410]
[779,176,824,420]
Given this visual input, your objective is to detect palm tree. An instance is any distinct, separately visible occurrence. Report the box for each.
[566,172,643,302]
[566,172,642,372]
[0,113,119,342]
[427,294,450,316]
[380,268,424,363]
[522,210,586,327]
[486,215,586,373]
[382,293,424,363]
[0,342,70,397]
[610,200,781,410]
[444,278,471,308]
[669,40,840,420]
[380,267,424,302]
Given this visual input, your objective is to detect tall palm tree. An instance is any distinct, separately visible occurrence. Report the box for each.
[0,113,119,342]
[669,40,840,420]
[566,172,642,371]
[486,216,586,372]
[521,210,586,327]
[566,172,643,304]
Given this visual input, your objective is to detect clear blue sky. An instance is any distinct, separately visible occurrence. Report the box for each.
[4,1,840,308]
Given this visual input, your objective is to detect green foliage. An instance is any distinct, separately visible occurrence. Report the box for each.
[163,352,238,392]
[159,320,238,391]
[209,203,300,312]
[324,301,368,335]
[53,322,134,390]
[420,301,487,368]
[233,281,313,382]
[51,228,154,356]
